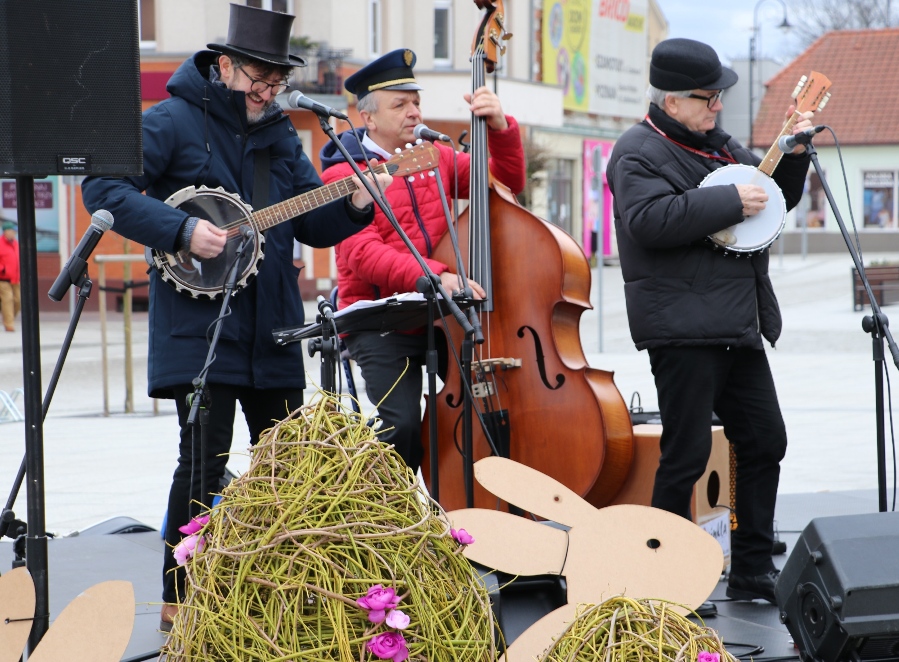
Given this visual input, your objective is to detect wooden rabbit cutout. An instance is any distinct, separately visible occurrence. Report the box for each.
[449,456,723,662]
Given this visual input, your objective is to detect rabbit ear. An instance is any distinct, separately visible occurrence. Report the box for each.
[0,567,35,662]
[474,457,596,526]
[27,581,134,662]
[448,508,568,577]
[500,603,579,662]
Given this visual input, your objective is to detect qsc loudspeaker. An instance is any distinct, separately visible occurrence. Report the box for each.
[775,512,899,662]
[0,0,143,176]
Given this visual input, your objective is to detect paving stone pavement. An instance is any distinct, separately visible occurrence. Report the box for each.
[1,252,896,535]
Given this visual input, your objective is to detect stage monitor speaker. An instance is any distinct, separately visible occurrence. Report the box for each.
[775,512,899,662]
[0,0,143,177]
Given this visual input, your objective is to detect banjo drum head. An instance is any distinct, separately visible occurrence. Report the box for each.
[700,164,787,253]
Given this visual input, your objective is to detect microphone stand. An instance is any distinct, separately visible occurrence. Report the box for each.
[308,295,339,394]
[805,140,899,511]
[314,115,474,503]
[185,231,253,512]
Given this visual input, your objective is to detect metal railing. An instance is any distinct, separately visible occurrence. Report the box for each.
[95,252,157,416]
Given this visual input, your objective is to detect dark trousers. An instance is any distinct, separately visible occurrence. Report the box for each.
[162,383,305,603]
[647,346,787,576]
[344,331,428,474]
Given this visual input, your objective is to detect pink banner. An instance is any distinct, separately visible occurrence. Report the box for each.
[582,140,614,257]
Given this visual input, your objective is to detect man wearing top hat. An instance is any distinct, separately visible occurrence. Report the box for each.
[319,49,526,478]
[82,3,390,629]
[606,38,815,603]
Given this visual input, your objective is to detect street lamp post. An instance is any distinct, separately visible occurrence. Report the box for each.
[748,0,791,149]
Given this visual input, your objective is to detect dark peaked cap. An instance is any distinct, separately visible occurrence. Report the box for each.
[649,38,738,91]
[208,3,306,67]
[344,49,422,99]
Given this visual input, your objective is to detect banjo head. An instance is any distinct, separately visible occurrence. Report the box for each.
[700,164,787,254]
[153,186,264,299]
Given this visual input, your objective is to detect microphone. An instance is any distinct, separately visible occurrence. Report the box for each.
[413,124,451,143]
[287,90,348,121]
[48,209,114,301]
[777,125,825,152]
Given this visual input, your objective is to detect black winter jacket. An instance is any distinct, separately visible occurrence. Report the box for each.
[82,52,371,397]
[606,103,810,351]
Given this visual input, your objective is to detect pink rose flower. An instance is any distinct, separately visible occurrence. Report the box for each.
[357,585,402,624]
[178,514,209,535]
[698,652,720,662]
[172,533,205,565]
[451,528,475,545]
[385,609,410,630]
[367,632,409,662]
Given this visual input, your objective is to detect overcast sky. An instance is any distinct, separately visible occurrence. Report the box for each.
[659,0,803,66]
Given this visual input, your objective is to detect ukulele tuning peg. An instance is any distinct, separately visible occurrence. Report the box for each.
[791,75,808,99]
[407,176,416,183]
[428,170,436,177]
[405,143,413,150]
[415,138,423,145]
[395,148,402,154]
[818,92,831,110]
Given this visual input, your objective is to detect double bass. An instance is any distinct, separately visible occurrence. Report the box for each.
[421,0,634,512]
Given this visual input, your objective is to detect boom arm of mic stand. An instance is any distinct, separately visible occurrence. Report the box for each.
[315,115,473,336]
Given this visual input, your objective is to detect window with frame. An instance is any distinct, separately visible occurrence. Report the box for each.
[863,171,898,230]
[547,158,574,235]
[139,0,156,48]
[246,0,292,12]
[369,0,381,58]
[434,0,452,67]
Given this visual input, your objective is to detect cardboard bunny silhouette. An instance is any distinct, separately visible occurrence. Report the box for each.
[448,456,723,662]
[0,567,134,662]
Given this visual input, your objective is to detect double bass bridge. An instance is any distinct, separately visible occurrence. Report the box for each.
[471,357,521,399]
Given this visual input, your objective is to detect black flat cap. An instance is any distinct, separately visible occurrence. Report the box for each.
[650,38,737,91]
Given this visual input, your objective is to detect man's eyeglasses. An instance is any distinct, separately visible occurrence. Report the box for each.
[687,91,723,109]
[238,65,290,96]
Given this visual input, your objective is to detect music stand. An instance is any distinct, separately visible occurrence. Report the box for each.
[273,292,475,497]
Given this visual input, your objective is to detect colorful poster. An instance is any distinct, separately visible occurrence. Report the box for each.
[590,0,648,119]
[542,0,591,112]
[583,140,615,257]
[542,0,648,118]
[863,171,896,229]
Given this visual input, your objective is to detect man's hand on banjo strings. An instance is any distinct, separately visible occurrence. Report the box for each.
[736,184,768,218]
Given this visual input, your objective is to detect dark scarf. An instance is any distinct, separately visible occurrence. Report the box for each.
[647,102,732,153]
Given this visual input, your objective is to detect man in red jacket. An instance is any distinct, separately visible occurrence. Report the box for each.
[0,221,20,333]
[320,48,526,475]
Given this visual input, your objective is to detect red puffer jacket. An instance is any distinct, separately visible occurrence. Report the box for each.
[0,235,19,284]
[320,118,526,309]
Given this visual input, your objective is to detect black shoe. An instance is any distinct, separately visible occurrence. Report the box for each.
[695,600,717,618]
[726,569,779,604]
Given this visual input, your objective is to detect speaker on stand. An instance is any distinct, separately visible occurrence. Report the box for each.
[0,0,142,651]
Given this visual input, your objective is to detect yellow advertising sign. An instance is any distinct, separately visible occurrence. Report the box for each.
[542,0,591,111]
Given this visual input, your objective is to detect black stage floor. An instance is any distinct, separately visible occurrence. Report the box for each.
[0,488,885,661]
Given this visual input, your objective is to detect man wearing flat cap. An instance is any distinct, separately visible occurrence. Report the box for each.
[319,49,526,476]
[82,3,389,630]
[606,38,815,603]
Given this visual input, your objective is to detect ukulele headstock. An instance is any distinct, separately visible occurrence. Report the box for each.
[386,143,441,177]
[791,71,832,114]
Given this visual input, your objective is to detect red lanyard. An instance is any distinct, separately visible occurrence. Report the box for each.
[644,115,738,164]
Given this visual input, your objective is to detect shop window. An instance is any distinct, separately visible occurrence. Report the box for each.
[547,158,574,235]
[863,171,897,230]
[434,1,452,67]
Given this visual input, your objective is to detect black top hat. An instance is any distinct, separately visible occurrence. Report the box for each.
[344,49,422,99]
[649,38,737,91]
[208,3,306,68]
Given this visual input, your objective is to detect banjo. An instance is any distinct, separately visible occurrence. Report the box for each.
[148,142,439,299]
[702,71,832,254]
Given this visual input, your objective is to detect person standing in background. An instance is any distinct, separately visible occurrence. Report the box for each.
[0,221,20,332]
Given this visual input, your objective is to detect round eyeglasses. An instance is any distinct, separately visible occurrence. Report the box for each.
[238,65,290,96]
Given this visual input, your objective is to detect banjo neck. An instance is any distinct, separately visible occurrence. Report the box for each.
[756,111,801,178]
[250,165,384,233]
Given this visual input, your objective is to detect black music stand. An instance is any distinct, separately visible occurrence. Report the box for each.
[273,292,475,494]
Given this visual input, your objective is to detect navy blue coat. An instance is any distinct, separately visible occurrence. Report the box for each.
[82,52,370,397]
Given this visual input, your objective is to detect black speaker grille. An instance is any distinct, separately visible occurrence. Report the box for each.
[0,0,143,176]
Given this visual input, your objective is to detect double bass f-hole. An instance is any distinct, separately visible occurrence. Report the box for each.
[517,326,565,390]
